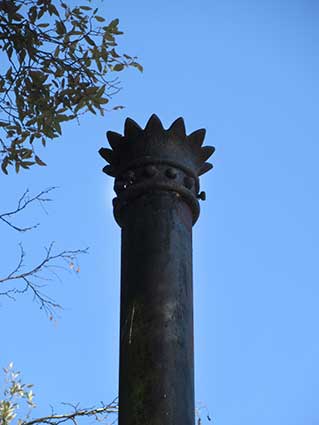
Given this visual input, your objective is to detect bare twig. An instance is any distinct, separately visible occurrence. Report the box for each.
[0,242,88,317]
[195,402,212,424]
[0,187,57,232]
[22,399,118,425]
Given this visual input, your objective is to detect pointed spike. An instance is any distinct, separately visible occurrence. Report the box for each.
[102,165,116,176]
[124,117,143,138]
[144,114,164,133]
[106,131,124,149]
[168,117,186,138]
[198,162,213,176]
[201,146,215,162]
[99,147,113,163]
[188,129,206,147]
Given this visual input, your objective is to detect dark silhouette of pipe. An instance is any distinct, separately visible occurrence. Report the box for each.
[99,114,214,425]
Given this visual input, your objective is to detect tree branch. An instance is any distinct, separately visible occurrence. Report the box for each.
[0,242,88,317]
[22,400,118,425]
[0,187,57,232]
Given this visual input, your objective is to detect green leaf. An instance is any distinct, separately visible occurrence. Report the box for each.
[95,16,105,22]
[49,4,60,17]
[109,18,119,28]
[56,114,75,122]
[53,120,62,135]
[13,13,24,21]
[54,46,60,58]
[18,49,26,64]
[87,103,97,114]
[110,48,120,58]
[131,62,144,72]
[95,57,102,72]
[35,155,47,166]
[5,67,12,81]
[74,98,86,113]
[56,21,66,35]
[20,161,35,169]
[7,46,13,59]
[96,97,109,104]
[84,35,95,46]
[113,63,124,71]
[97,85,106,96]
[29,6,37,23]
[1,161,8,175]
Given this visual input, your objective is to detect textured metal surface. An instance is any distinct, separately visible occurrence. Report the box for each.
[99,115,214,425]
[119,192,194,425]
[99,114,215,225]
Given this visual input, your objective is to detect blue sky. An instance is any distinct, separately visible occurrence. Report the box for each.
[1,0,319,424]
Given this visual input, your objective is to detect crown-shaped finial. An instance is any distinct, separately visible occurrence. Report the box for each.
[99,115,215,225]
[99,114,215,178]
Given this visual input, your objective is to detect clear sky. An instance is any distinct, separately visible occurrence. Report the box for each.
[1,1,319,424]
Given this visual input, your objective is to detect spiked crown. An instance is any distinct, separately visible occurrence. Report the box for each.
[99,114,215,178]
[99,115,215,225]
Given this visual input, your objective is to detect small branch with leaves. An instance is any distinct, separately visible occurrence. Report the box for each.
[0,0,143,174]
[0,363,118,425]
[22,401,118,425]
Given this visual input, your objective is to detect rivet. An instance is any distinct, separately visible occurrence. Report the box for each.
[144,165,157,177]
[166,168,177,179]
[184,176,194,189]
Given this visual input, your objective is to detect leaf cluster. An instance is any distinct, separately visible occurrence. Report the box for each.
[0,362,35,425]
[0,363,118,425]
[0,0,142,174]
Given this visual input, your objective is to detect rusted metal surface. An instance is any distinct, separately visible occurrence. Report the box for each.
[119,193,194,425]
[99,115,214,425]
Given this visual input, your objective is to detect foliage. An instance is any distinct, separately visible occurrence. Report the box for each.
[0,363,118,425]
[0,362,36,425]
[0,3,140,424]
[0,0,142,174]
[0,363,211,425]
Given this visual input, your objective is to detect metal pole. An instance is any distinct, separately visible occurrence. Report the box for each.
[99,115,214,425]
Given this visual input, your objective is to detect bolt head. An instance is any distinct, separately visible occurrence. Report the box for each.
[166,168,177,179]
[144,165,157,177]
[198,191,206,201]
[184,176,194,189]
